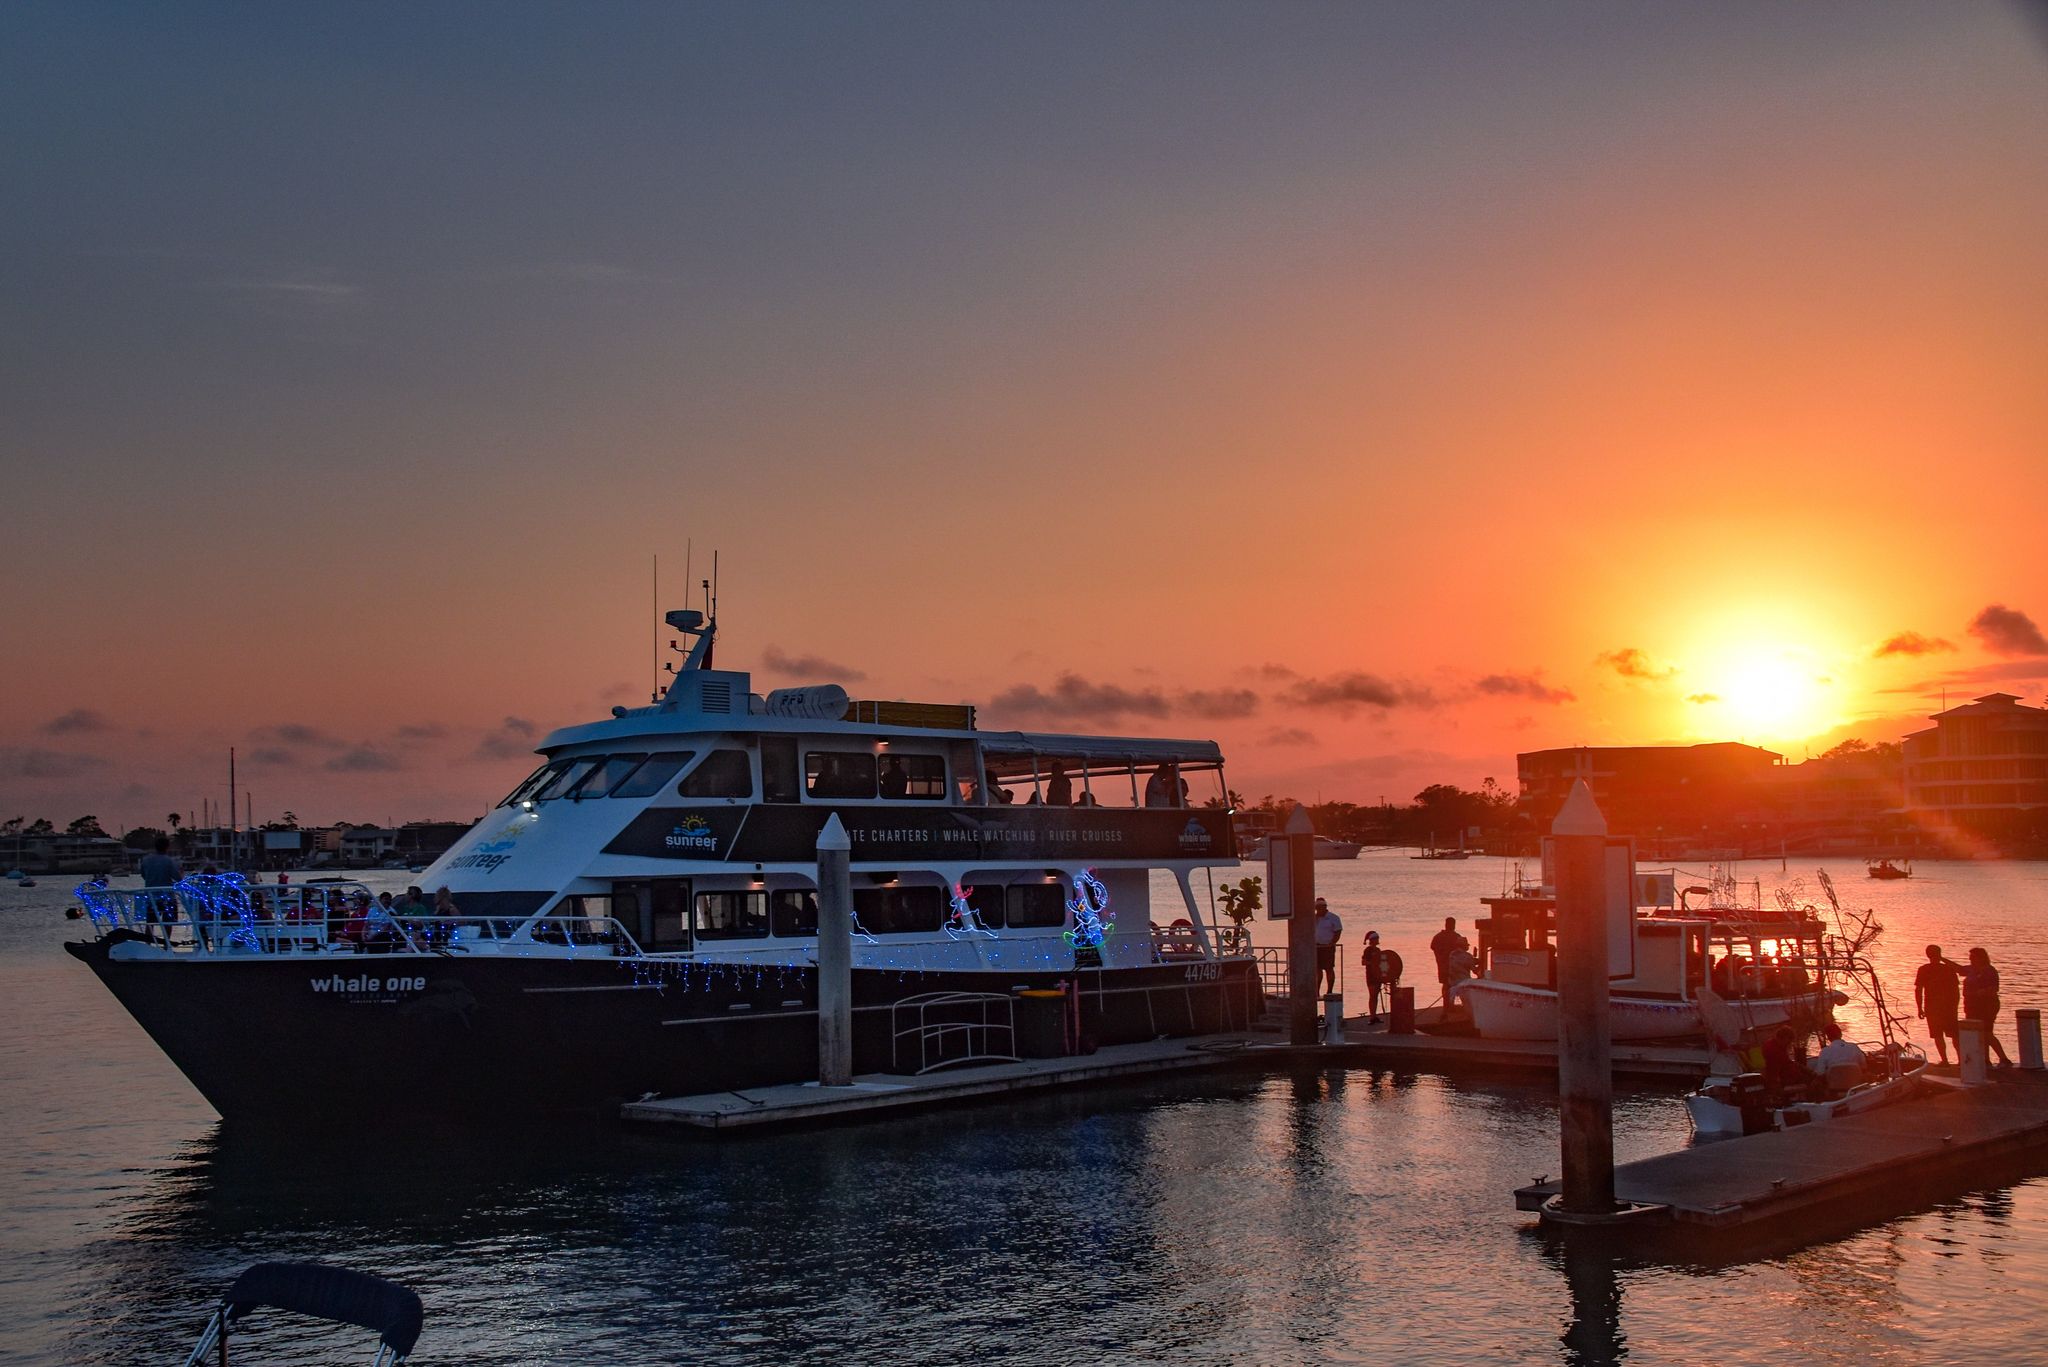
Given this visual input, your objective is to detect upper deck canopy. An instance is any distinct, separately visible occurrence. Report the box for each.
[978,731,1224,775]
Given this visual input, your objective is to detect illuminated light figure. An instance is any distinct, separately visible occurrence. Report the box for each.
[1062,868,1113,950]
[944,884,997,940]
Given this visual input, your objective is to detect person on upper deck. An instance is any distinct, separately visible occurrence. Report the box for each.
[1143,764,1182,808]
[1045,762,1073,806]
[984,767,1013,804]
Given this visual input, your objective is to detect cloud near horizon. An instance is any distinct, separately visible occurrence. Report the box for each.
[0,748,107,780]
[474,716,540,761]
[761,646,868,683]
[988,675,1172,722]
[1969,604,2048,656]
[1873,631,1955,658]
[324,745,400,773]
[41,708,113,735]
[1473,672,1574,704]
[253,722,346,750]
[1596,648,1676,682]
[1282,672,1439,711]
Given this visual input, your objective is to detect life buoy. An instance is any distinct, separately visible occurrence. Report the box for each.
[1361,947,1403,981]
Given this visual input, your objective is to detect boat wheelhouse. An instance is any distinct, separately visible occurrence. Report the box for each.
[66,610,1262,1125]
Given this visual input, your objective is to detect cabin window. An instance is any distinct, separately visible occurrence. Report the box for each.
[964,884,1006,928]
[499,763,556,807]
[613,878,692,949]
[678,749,753,798]
[878,752,946,800]
[806,750,877,799]
[1006,883,1069,929]
[771,889,820,937]
[535,757,603,802]
[570,753,646,800]
[855,884,943,934]
[761,737,801,803]
[610,751,694,799]
[533,894,620,945]
[695,890,769,939]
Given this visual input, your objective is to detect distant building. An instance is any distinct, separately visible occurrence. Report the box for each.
[0,831,130,876]
[394,820,471,863]
[338,826,399,866]
[1903,693,2048,850]
[1517,743,1784,847]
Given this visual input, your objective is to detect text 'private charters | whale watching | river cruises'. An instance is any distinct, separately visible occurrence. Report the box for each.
[66,606,1263,1124]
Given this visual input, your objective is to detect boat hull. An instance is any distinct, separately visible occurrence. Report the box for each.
[1453,978,1828,1042]
[1687,1062,1928,1136]
[66,939,1263,1127]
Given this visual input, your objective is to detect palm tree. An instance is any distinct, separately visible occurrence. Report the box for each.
[167,812,182,831]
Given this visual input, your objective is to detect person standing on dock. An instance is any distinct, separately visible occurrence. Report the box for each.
[1915,945,1963,1065]
[1312,897,1342,997]
[1361,930,1388,1022]
[1430,917,1469,1006]
[1963,948,2015,1068]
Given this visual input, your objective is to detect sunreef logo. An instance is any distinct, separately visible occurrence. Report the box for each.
[1177,818,1212,850]
[447,818,528,873]
[311,973,428,1003]
[664,815,718,852]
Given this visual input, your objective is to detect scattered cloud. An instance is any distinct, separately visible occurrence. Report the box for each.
[0,748,106,779]
[244,747,298,768]
[1596,648,1676,682]
[324,745,401,773]
[1282,672,1438,711]
[1256,664,1300,681]
[761,646,869,682]
[475,716,540,761]
[1969,604,2048,656]
[1873,631,1954,659]
[395,723,448,741]
[210,275,364,308]
[1263,727,1318,746]
[41,708,113,735]
[988,674,1171,722]
[1473,673,1574,704]
[1685,692,1721,704]
[1177,688,1261,720]
[254,722,346,750]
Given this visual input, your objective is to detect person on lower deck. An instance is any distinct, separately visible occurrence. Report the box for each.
[138,835,181,941]
[1963,948,2014,1068]
[1312,897,1342,997]
[1761,1025,1806,1101]
[1915,944,1962,1065]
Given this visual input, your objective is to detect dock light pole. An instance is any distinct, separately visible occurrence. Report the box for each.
[1553,780,1616,1216]
[816,814,854,1087]
[1269,804,1319,1046]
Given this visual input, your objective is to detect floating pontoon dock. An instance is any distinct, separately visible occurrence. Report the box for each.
[1513,1073,2048,1229]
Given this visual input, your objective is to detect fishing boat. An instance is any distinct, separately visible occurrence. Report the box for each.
[1866,858,1912,880]
[65,605,1261,1125]
[1451,862,1843,1042]
[1686,873,1929,1136]
[1412,832,1470,860]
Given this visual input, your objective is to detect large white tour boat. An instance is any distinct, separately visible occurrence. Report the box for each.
[66,608,1262,1125]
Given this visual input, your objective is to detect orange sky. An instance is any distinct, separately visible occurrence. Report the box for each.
[3,5,2045,829]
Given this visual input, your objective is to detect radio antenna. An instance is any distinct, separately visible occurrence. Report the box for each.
[650,553,660,704]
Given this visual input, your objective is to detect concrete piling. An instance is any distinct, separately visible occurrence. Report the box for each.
[2018,1009,2043,1071]
[1270,804,1319,1047]
[1958,1019,1988,1086]
[1552,779,1616,1216]
[816,814,853,1087]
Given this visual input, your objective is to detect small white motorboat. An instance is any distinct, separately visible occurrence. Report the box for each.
[1686,1043,1928,1137]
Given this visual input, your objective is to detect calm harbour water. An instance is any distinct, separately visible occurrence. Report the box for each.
[4,853,2047,1365]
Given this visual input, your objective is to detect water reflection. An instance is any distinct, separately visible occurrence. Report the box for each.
[1549,1242,1625,1367]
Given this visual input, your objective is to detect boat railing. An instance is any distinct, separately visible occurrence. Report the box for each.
[890,991,1020,1074]
[72,879,645,958]
[1248,946,1342,1002]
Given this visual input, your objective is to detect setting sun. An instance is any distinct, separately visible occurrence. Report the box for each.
[1693,648,1840,745]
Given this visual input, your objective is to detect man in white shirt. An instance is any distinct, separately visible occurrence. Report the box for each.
[1808,1023,1865,1092]
[1313,897,1342,996]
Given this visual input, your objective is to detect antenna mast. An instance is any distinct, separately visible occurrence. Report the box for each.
[651,553,660,704]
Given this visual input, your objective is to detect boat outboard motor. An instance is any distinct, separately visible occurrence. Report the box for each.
[1732,1072,1773,1136]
